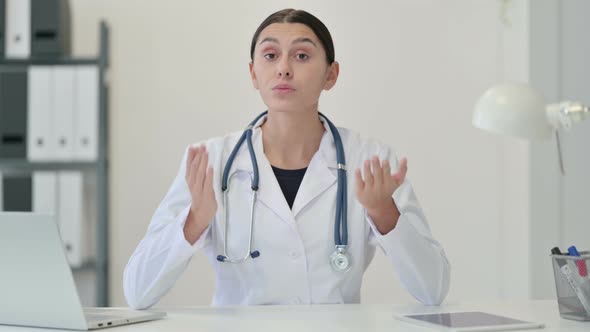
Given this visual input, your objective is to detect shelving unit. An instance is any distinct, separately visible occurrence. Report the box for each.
[0,21,109,306]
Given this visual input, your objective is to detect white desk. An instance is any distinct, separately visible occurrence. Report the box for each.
[0,300,587,331]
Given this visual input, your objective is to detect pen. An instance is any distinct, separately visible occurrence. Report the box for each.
[551,247,563,255]
[552,247,590,315]
[568,246,588,278]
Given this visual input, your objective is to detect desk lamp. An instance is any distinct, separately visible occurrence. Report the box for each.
[473,83,589,174]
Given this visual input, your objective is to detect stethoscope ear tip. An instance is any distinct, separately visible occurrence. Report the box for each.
[250,251,260,258]
[216,255,226,262]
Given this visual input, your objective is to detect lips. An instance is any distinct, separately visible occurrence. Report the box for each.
[273,84,295,91]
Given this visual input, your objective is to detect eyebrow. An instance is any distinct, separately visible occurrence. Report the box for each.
[258,37,317,48]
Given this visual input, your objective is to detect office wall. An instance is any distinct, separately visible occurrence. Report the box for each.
[70,0,527,306]
[528,0,561,299]
[558,0,590,280]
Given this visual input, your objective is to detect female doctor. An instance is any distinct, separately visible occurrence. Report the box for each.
[124,8,450,309]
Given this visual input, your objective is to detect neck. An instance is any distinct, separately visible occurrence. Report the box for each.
[260,108,325,170]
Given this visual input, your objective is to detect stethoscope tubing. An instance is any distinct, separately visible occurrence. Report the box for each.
[217,111,348,268]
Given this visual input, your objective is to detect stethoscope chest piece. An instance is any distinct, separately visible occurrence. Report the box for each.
[330,245,352,273]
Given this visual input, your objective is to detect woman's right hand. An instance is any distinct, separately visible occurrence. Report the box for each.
[183,144,218,245]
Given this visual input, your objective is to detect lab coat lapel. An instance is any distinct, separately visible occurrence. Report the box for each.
[230,125,295,225]
[229,115,339,223]
[291,121,338,218]
[251,128,296,224]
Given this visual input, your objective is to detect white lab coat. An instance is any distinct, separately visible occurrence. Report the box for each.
[123,115,450,309]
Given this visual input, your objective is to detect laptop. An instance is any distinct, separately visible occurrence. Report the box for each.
[0,212,166,330]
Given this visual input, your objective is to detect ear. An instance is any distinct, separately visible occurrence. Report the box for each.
[249,62,259,90]
[323,61,339,91]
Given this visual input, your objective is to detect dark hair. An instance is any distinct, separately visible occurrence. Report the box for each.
[250,9,335,64]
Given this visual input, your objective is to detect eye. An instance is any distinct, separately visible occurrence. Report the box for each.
[264,53,276,60]
[296,53,309,61]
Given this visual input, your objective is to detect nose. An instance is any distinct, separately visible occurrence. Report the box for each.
[276,57,292,79]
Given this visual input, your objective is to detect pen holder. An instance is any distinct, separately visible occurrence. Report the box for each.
[551,252,590,321]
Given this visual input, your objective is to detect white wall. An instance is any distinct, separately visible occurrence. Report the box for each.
[559,0,590,250]
[528,0,561,299]
[494,0,561,301]
[69,0,535,306]
[496,0,532,300]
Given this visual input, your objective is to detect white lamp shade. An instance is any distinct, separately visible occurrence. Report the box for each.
[473,83,553,140]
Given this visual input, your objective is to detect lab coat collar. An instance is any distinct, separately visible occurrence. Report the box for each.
[228,113,339,224]
[246,113,339,169]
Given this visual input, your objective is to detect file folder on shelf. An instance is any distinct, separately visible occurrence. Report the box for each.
[27,66,54,161]
[1,174,32,211]
[0,0,6,57]
[30,0,71,57]
[74,66,99,161]
[27,65,100,162]
[4,0,30,58]
[0,69,28,158]
[33,171,95,268]
[82,172,97,260]
[0,173,3,210]
[32,171,57,216]
[57,171,86,267]
[53,67,75,161]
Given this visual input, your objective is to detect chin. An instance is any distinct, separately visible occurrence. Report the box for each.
[265,101,313,114]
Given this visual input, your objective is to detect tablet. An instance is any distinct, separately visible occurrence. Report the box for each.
[394,311,544,331]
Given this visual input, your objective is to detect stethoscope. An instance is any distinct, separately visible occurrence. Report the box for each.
[216,111,352,273]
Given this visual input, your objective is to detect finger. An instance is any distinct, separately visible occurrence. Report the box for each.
[189,146,203,187]
[391,158,408,184]
[382,159,392,185]
[204,166,215,196]
[195,146,208,191]
[371,156,382,185]
[354,168,365,193]
[399,158,408,180]
[363,159,374,186]
[185,146,196,180]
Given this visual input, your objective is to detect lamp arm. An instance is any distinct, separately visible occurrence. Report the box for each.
[545,102,588,176]
[546,102,589,130]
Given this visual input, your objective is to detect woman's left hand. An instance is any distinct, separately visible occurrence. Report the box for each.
[354,156,407,233]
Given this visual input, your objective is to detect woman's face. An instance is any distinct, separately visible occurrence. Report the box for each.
[249,23,339,113]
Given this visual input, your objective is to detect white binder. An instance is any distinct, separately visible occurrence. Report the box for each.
[58,171,86,267]
[32,172,57,216]
[53,67,75,161]
[27,66,55,161]
[0,172,3,211]
[5,0,30,58]
[74,66,99,161]
[83,172,97,260]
